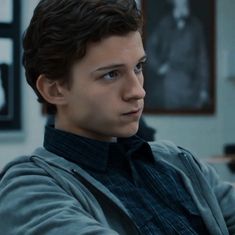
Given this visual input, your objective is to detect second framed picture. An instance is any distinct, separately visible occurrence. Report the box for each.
[0,38,13,120]
[143,0,216,114]
[0,0,21,132]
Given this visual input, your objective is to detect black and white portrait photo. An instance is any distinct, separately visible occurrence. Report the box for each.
[0,38,13,119]
[143,0,215,114]
[0,0,21,132]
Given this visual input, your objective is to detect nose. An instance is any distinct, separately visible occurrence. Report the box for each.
[122,72,146,101]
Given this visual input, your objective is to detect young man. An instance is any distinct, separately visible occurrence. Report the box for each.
[0,0,234,234]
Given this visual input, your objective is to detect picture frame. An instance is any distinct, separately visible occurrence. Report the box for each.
[142,0,216,114]
[0,38,13,120]
[0,0,21,132]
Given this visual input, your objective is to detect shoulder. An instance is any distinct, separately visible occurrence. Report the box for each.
[148,140,229,187]
[0,153,118,235]
[0,155,43,183]
[0,148,101,201]
[148,139,181,156]
[148,140,204,173]
[148,139,188,161]
[0,151,91,212]
[0,150,75,194]
[0,155,66,202]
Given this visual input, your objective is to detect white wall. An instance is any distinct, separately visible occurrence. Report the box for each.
[0,0,235,168]
[0,0,45,168]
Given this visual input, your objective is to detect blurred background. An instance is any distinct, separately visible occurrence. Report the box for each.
[0,0,235,182]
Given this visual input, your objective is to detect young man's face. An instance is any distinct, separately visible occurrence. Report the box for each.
[56,31,146,141]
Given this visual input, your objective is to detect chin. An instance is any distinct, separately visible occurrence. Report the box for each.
[116,124,139,138]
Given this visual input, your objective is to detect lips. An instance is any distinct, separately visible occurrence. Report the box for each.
[122,107,143,116]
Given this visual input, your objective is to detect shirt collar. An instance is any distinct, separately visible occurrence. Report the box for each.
[44,125,154,172]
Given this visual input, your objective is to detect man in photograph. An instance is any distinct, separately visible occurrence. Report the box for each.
[146,0,210,110]
[0,0,234,234]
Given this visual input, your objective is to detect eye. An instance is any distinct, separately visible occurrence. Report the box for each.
[102,70,119,81]
[134,61,145,74]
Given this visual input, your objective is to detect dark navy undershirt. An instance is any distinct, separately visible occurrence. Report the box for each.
[44,125,209,235]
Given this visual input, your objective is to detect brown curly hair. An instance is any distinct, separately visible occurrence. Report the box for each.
[22,0,143,114]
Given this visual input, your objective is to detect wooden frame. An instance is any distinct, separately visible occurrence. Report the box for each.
[0,0,21,131]
[142,0,216,114]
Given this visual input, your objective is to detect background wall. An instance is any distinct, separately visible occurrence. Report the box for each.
[0,0,45,168]
[145,0,235,158]
[0,0,235,168]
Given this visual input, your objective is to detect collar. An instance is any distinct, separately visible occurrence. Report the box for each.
[44,125,154,172]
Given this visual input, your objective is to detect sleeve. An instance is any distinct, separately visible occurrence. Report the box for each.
[200,161,235,233]
[0,163,119,235]
[183,149,235,234]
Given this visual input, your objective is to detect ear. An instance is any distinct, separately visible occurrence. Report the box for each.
[36,74,68,106]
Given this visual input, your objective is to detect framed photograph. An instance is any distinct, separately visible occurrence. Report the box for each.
[142,0,216,114]
[0,38,13,120]
[0,0,13,24]
[0,0,21,132]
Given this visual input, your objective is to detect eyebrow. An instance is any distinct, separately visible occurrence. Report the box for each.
[94,55,147,72]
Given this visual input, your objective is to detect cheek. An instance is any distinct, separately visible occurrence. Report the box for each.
[88,88,120,109]
[89,94,116,115]
[74,89,118,118]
